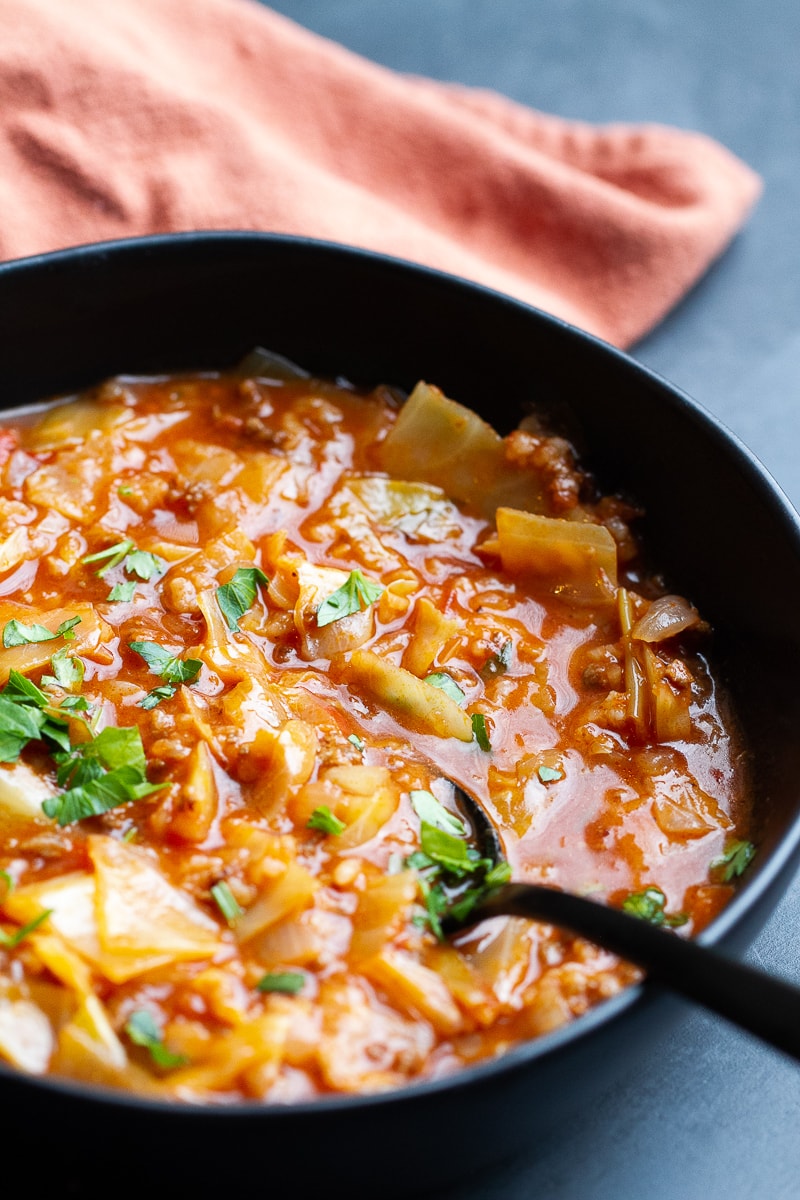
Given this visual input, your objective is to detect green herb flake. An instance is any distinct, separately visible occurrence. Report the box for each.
[129,640,202,686]
[471,712,491,752]
[107,580,137,603]
[0,870,14,897]
[42,648,85,691]
[117,485,134,498]
[316,570,384,628]
[424,672,466,705]
[256,971,306,995]
[0,908,52,948]
[215,566,269,632]
[347,733,365,753]
[622,886,688,928]
[42,725,165,826]
[712,839,756,883]
[211,880,244,925]
[124,550,164,581]
[3,615,81,649]
[139,683,177,710]
[125,1010,188,1070]
[538,764,563,784]
[419,822,476,875]
[479,639,513,682]
[409,789,466,836]
[82,539,135,577]
[307,805,346,836]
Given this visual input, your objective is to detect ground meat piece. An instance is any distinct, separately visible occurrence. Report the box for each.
[503,429,582,512]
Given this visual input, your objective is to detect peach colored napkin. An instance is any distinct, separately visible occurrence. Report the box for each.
[0,0,761,346]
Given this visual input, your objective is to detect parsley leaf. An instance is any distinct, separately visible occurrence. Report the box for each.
[471,712,491,751]
[256,971,306,995]
[107,580,137,603]
[424,672,466,705]
[409,789,466,836]
[211,880,244,925]
[129,640,202,686]
[124,550,164,581]
[316,570,384,628]
[125,1010,188,1070]
[419,822,479,875]
[139,683,177,710]
[43,726,164,826]
[712,839,756,882]
[3,615,81,648]
[41,648,84,691]
[307,805,346,835]
[216,566,269,632]
[0,672,71,762]
[622,887,688,927]
[538,764,563,783]
[347,732,365,753]
[82,540,135,576]
[479,639,513,682]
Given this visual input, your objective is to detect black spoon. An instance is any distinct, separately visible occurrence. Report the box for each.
[447,782,800,1062]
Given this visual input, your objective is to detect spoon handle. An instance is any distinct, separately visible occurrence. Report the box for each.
[472,883,800,1062]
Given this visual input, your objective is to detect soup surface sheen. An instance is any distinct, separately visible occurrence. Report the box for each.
[0,363,749,1102]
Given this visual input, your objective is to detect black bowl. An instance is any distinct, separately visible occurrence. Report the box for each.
[2,233,800,1197]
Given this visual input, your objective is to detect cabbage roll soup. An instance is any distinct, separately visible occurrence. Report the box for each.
[0,355,752,1102]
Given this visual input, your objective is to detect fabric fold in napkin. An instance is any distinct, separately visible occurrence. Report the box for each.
[0,0,761,346]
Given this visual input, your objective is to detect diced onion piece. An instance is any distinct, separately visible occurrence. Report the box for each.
[0,760,56,820]
[0,997,54,1074]
[0,527,30,576]
[237,862,318,943]
[23,401,132,451]
[631,594,701,643]
[349,871,418,963]
[165,1012,290,1099]
[29,933,94,997]
[496,508,617,602]
[89,836,223,961]
[346,650,474,742]
[400,597,459,678]
[379,382,544,519]
[423,944,498,1026]
[294,560,374,661]
[171,741,219,843]
[361,948,464,1036]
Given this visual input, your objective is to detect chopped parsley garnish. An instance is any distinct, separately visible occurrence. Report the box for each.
[0,908,52,948]
[409,789,466,836]
[139,684,177,711]
[107,580,137,603]
[622,886,688,927]
[125,1010,188,1069]
[479,639,512,682]
[307,805,346,836]
[0,670,71,762]
[538,764,563,784]
[471,712,491,751]
[406,787,508,939]
[129,640,202,686]
[216,566,269,632]
[2,615,80,648]
[41,648,84,691]
[347,732,365,753]
[424,672,466,705]
[211,880,244,925]
[712,839,756,882]
[42,725,165,826]
[82,540,134,576]
[316,570,384,628]
[83,541,164,592]
[124,550,164,581]
[256,971,306,995]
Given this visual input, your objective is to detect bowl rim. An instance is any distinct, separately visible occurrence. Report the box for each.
[1,228,800,1116]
